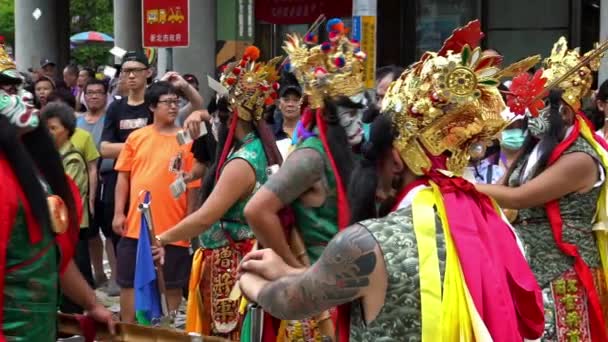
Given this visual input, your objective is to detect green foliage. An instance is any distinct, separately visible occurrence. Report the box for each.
[70,0,114,67]
[0,0,114,67]
[0,0,15,44]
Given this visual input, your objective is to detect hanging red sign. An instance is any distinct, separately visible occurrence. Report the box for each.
[255,0,352,25]
[142,0,189,48]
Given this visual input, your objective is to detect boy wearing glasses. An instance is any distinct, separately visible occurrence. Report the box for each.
[113,81,200,323]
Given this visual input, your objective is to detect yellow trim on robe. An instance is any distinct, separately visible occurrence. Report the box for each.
[411,188,443,342]
[186,248,205,334]
[429,182,493,342]
[579,117,608,290]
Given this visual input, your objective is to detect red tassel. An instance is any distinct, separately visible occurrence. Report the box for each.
[215,109,240,182]
[545,116,608,341]
[315,108,350,230]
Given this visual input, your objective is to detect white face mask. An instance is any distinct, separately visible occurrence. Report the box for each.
[211,114,221,142]
[527,104,559,139]
[338,92,367,146]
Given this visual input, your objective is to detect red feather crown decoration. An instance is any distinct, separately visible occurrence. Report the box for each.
[506,70,548,117]
[437,19,484,56]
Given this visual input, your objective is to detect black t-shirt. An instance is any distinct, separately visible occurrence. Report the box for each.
[101,97,151,144]
[99,97,151,204]
[191,121,216,165]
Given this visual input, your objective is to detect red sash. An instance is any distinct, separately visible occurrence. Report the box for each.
[544,115,608,341]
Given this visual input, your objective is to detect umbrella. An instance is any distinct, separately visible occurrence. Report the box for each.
[70,31,114,45]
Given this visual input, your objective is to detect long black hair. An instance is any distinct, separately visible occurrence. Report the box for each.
[198,97,231,205]
[348,111,396,223]
[320,96,357,188]
[591,79,608,130]
[504,89,566,183]
[198,97,282,206]
[0,115,78,232]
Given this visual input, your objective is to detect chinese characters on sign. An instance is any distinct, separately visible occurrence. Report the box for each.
[142,0,189,48]
[255,0,351,25]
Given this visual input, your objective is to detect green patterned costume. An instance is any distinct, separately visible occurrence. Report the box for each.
[350,206,446,342]
[189,132,269,340]
[509,136,605,341]
[199,132,268,248]
[3,207,58,341]
[290,137,339,263]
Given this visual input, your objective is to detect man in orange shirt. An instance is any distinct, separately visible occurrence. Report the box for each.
[112,81,200,323]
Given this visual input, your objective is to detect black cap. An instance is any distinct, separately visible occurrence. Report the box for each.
[121,50,149,68]
[183,73,199,86]
[40,58,56,68]
[278,69,302,98]
[279,84,302,98]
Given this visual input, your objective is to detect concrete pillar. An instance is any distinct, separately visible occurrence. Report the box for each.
[173,0,217,102]
[157,48,169,76]
[15,0,59,73]
[113,0,143,60]
[600,0,608,84]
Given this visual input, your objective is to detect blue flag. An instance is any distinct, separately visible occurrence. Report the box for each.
[134,198,162,325]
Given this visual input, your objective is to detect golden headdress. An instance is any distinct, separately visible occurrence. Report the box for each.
[381,20,540,176]
[283,18,367,109]
[542,37,603,111]
[218,46,281,122]
[0,44,20,81]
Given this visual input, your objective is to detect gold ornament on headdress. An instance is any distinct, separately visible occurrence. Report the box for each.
[381,20,540,176]
[218,46,281,122]
[541,37,606,111]
[283,18,367,109]
[0,44,17,75]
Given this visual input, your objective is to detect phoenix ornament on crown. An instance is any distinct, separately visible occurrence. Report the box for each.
[381,20,540,176]
[283,18,367,109]
[219,46,281,122]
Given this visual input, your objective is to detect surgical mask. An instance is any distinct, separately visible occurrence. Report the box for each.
[362,122,371,142]
[500,129,527,150]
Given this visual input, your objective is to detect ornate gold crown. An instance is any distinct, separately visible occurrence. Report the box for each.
[542,37,603,111]
[381,20,540,176]
[283,18,366,109]
[219,46,281,122]
[0,44,19,79]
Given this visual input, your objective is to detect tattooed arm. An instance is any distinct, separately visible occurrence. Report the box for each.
[240,224,384,320]
[244,148,325,268]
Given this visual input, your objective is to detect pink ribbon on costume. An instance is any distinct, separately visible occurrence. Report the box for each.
[423,156,544,340]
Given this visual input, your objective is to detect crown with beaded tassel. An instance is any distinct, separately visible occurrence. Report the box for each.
[542,37,603,111]
[381,20,540,176]
[219,46,282,122]
[283,18,367,109]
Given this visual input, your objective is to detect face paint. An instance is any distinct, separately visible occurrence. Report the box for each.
[338,92,367,146]
[0,91,39,129]
[527,105,551,138]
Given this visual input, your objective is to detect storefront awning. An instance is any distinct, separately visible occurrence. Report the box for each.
[255,0,352,25]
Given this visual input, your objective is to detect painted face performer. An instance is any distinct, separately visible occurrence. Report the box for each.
[0,47,115,340]
[154,46,282,340]
[0,45,33,104]
[237,20,546,341]
[242,18,367,341]
[477,37,608,341]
